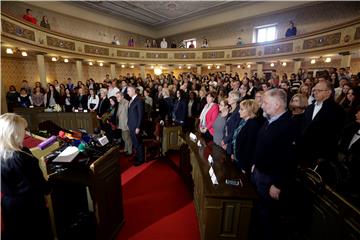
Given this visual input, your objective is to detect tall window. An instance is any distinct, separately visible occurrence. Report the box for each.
[255,25,277,43]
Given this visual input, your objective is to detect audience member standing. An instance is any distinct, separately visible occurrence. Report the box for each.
[88,88,99,112]
[199,92,219,142]
[23,8,37,24]
[116,92,132,156]
[127,85,145,166]
[1,113,52,240]
[6,86,19,112]
[160,38,168,48]
[213,98,230,146]
[285,20,297,37]
[97,88,110,131]
[170,40,177,48]
[251,89,297,240]
[128,36,135,47]
[172,89,187,126]
[40,16,50,29]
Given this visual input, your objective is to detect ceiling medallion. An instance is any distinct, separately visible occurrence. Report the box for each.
[167,2,177,11]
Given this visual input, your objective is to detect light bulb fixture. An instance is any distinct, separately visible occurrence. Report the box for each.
[99,62,103,67]
[21,51,28,57]
[51,57,57,62]
[121,64,125,68]
[64,58,69,63]
[89,62,93,66]
[208,65,211,69]
[154,66,162,75]
[179,66,182,69]
[150,65,154,69]
[237,65,241,68]
[216,65,220,69]
[310,59,316,64]
[270,63,275,67]
[247,64,251,68]
[325,57,331,63]
[6,48,13,54]
[187,65,191,69]
[282,62,287,67]
[160,65,163,69]
[130,65,134,68]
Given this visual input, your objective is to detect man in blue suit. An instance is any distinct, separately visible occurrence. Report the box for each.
[127,85,145,166]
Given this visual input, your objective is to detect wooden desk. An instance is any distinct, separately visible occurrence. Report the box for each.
[180,134,257,240]
[14,107,98,133]
[46,146,124,240]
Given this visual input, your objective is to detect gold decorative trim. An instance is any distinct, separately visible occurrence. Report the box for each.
[231,48,256,58]
[264,43,293,55]
[117,50,140,58]
[1,19,35,41]
[84,45,109,56]
[146,52,168,59]
[174,53,196,59]
[46,36,75,51]
[303,32,341,50]
[355,27,360,40]
[202,51,225,59]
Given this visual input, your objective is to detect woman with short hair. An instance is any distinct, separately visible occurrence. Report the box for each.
[1,113,52,240]
[199,92,219,141]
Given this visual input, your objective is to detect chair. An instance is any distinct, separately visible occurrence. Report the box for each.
[143,120,163,162]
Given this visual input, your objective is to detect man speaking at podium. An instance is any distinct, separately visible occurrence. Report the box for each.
[127,85,145,166]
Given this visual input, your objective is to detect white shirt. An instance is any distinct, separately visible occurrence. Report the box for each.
[160,40,168,48]
[107,87,119,98]
[129,95,136,106]
[312,101,323,120]
[88,95,100,110]
[349,130,360,150]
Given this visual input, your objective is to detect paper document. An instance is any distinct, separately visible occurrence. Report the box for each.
[52,146,79,163]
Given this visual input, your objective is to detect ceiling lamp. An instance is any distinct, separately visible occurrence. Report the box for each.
[179,66,182,69]
[130,65,134,68]
[51,57,57,62]
[325,57,331,63]
[99,62,103,67]
[270,63,275,67]
[154,66,162,75]
[310,59,316,64]
[89,62,93,66]
[64,58,69,63]
[121,64,125,68]
[150,65,154,69]
[216,65,220,69]
[187,66,191,69]
[237,65,241,68]
[247,64,251,68]
[208,65,211,69]
[282,62,287,66]
[21,51,28,57]
[6,48,13,54]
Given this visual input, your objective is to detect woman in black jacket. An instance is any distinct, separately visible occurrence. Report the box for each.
[173,89,188,126]
[1,113,52,240]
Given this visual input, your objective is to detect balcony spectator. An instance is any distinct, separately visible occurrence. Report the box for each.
[160,38,168,48]
[170,40,177,48]
[128,36,135,47]
[236,37,243,46]
[23,8,37,25]
[40,16,50,29]
[111,35,120,45]
[151,39,158,48]
[188,41,195,48]
[201,38,209,48]
[145,39,151,48]
[285,20,297,37]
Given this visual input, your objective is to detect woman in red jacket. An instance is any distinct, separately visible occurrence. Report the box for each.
[199,92,219,142]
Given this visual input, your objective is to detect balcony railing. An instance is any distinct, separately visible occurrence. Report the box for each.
[2,13,360,64]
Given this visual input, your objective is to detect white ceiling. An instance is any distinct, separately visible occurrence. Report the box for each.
[71,1,249,28]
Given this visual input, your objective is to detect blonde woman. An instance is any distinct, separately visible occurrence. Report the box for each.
[0,113,51,239]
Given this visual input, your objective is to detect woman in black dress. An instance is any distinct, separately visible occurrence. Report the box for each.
[0,113,52,240]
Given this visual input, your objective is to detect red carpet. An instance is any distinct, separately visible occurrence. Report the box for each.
[117,157,200,240]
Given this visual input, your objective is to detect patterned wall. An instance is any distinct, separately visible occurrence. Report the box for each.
[168,2,360,47]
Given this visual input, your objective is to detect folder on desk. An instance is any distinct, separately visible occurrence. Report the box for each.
[52,146,79,163]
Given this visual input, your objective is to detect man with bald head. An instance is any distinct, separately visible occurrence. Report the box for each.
[300,81,345,174]
[251,88,297,240]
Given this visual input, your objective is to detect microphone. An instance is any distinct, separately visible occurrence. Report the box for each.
[38,135,57,150]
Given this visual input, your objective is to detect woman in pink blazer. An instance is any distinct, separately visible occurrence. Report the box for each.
[199,92,219,141]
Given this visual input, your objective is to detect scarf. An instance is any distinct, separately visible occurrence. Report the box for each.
[199,103,214,128]
[232,119,247,162]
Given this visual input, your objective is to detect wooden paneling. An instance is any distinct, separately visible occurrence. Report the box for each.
[303,32,341,50]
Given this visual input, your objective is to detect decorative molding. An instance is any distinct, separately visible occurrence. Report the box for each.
[355,27,360,40]
[174,53,196,59]
[1,19,35,41]
[264,43,293,55]
[146,52,168,59]
[117,50,140,58]
[202,51,225,59]
[303,32,341,50]
[231,48,256,58]
[46,36,75,51]
[84,45,109,56]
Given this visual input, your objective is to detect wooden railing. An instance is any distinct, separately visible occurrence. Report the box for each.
[2,13,360,64]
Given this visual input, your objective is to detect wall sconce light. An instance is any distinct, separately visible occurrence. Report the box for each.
[208,65,211,69]
[282,62,287,67]
[247,64,251,68]
[99,62,103,67]
[150,65,154,69]
[154,66,162,75]
[310,59,316,64]
[187,66,191,69]
[179,66,182,69]
[325,57,331,63]
[64,58,69,63]
[21,51,28,57]
[270,63,275,67]
[237,65,241,68]
[216,65,220,69]
[130,65,134,68]
[89,62,93,66]
[121,64,125,68]
[6,48,14,54]
[51,57,57,62]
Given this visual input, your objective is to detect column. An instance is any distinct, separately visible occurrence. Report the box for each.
[37,54,47,87]
[293,59,302,73]
[196,64,202,75]
[110,63,116,79]
[140,64,146,80]
[225,64,232,74]
[339,51,351,68]
[76,60,83,82]
[256,62,264,79]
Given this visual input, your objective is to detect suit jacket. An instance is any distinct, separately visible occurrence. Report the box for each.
[97,97,110,117]
[128,95,144,130]
[159,97,174,120]
[224,105,241,154]
[204,104,219,135]
[173,98,187,123]
[116,99,129,130]
[301,98,345,165]
[73,95,88,110]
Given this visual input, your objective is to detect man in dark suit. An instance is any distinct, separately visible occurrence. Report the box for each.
[251,88,297,240]
[127,85,145,166]
[300,81,345,169]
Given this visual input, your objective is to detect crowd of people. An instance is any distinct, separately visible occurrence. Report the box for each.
[5,66,360,239]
